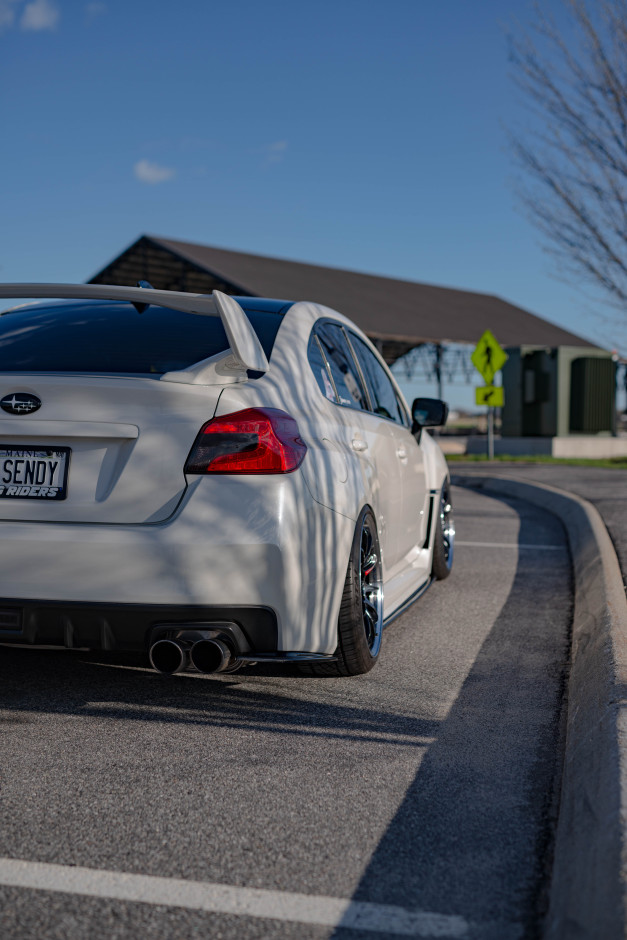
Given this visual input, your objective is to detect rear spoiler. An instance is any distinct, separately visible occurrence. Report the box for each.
[0,283,269,375]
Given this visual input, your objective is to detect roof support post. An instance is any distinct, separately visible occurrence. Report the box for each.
[434,343,443,400]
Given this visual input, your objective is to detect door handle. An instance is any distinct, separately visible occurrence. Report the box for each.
[396,448,407,459]
[352,438,368,452]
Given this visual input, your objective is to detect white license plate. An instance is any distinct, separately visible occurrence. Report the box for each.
[0,447,71,500]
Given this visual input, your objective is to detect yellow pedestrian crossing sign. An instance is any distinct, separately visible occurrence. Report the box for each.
[475,385,504,407]
[471,330,508,385]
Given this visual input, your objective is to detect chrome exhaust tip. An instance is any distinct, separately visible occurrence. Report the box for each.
[149,639,189,675]
[190,638,234,674]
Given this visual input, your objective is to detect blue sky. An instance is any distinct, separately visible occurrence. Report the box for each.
[1,0,623,407]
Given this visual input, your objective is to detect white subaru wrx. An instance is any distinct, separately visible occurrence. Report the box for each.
[0,284,454,676]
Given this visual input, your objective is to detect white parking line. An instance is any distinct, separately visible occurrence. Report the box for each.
[0,857,467,937]
[455,541,563,550]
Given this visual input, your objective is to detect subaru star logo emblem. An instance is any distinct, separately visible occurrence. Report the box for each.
[0,393,42,416]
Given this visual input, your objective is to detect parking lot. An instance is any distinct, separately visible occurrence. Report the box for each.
[0,485,572,939]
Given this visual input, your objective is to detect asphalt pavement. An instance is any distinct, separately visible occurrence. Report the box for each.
[451,462,627,589]
[0,486,572,939]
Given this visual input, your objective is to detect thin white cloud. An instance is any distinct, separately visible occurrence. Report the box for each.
[134,159,177,185]
[20,0,59,30]
[85,2,106,19]
[0,0,23,33]
[264,140,288,165]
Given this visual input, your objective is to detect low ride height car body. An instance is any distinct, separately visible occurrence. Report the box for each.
[0,284,454,676]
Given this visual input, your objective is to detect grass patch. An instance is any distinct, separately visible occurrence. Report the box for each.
[446,453,627,468]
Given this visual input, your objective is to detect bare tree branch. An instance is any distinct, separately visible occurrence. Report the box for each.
[508,0,627,320]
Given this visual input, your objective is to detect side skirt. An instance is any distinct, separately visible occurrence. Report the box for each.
[238,652,338,664]
[382,576,434,630]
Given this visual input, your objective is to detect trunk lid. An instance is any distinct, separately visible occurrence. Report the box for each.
[0,374,222,524]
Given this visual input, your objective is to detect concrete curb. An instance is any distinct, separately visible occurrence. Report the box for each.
[451,474,627,939]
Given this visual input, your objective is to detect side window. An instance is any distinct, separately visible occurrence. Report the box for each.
[395,390,411,428]
[347,333,405,425]
[307,331,337,402]
[315,322,369,411]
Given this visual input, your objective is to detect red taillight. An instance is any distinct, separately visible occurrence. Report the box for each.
[185,408,307,475]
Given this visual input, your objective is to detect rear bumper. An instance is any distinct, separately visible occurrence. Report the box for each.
[0,473,355,654]
[0,600,277,653]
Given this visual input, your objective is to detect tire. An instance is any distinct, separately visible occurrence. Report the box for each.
[300,507,384,677]
[431,480,454,580]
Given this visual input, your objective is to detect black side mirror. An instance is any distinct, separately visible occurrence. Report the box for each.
[411,398,449,436]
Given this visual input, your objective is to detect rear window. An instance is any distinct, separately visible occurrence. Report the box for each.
[0,301,284,375]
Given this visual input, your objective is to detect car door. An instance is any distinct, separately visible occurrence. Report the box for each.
[313,321,404,572]
[346,331,429,560]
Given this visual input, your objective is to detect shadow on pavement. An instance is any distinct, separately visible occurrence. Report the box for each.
[334,494,572,940]
[0,646,439,748]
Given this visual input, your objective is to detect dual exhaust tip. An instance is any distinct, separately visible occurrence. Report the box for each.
[149,637,235,675]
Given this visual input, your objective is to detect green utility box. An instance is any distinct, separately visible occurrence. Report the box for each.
[501,346,615,437]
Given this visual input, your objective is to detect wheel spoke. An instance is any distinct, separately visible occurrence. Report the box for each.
[362,551,378,577]
[363,605,377,644]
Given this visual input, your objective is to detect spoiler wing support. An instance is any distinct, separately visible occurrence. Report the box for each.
[0,284,269,375]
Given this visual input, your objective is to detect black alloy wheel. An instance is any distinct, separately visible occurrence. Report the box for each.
[359,517,383,655]
[301,507,383,677]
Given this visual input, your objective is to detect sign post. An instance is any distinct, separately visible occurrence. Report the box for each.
[471,331,508,459]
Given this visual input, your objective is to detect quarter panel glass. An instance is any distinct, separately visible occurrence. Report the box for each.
[307,332,338,402]
[314,322,368,411]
